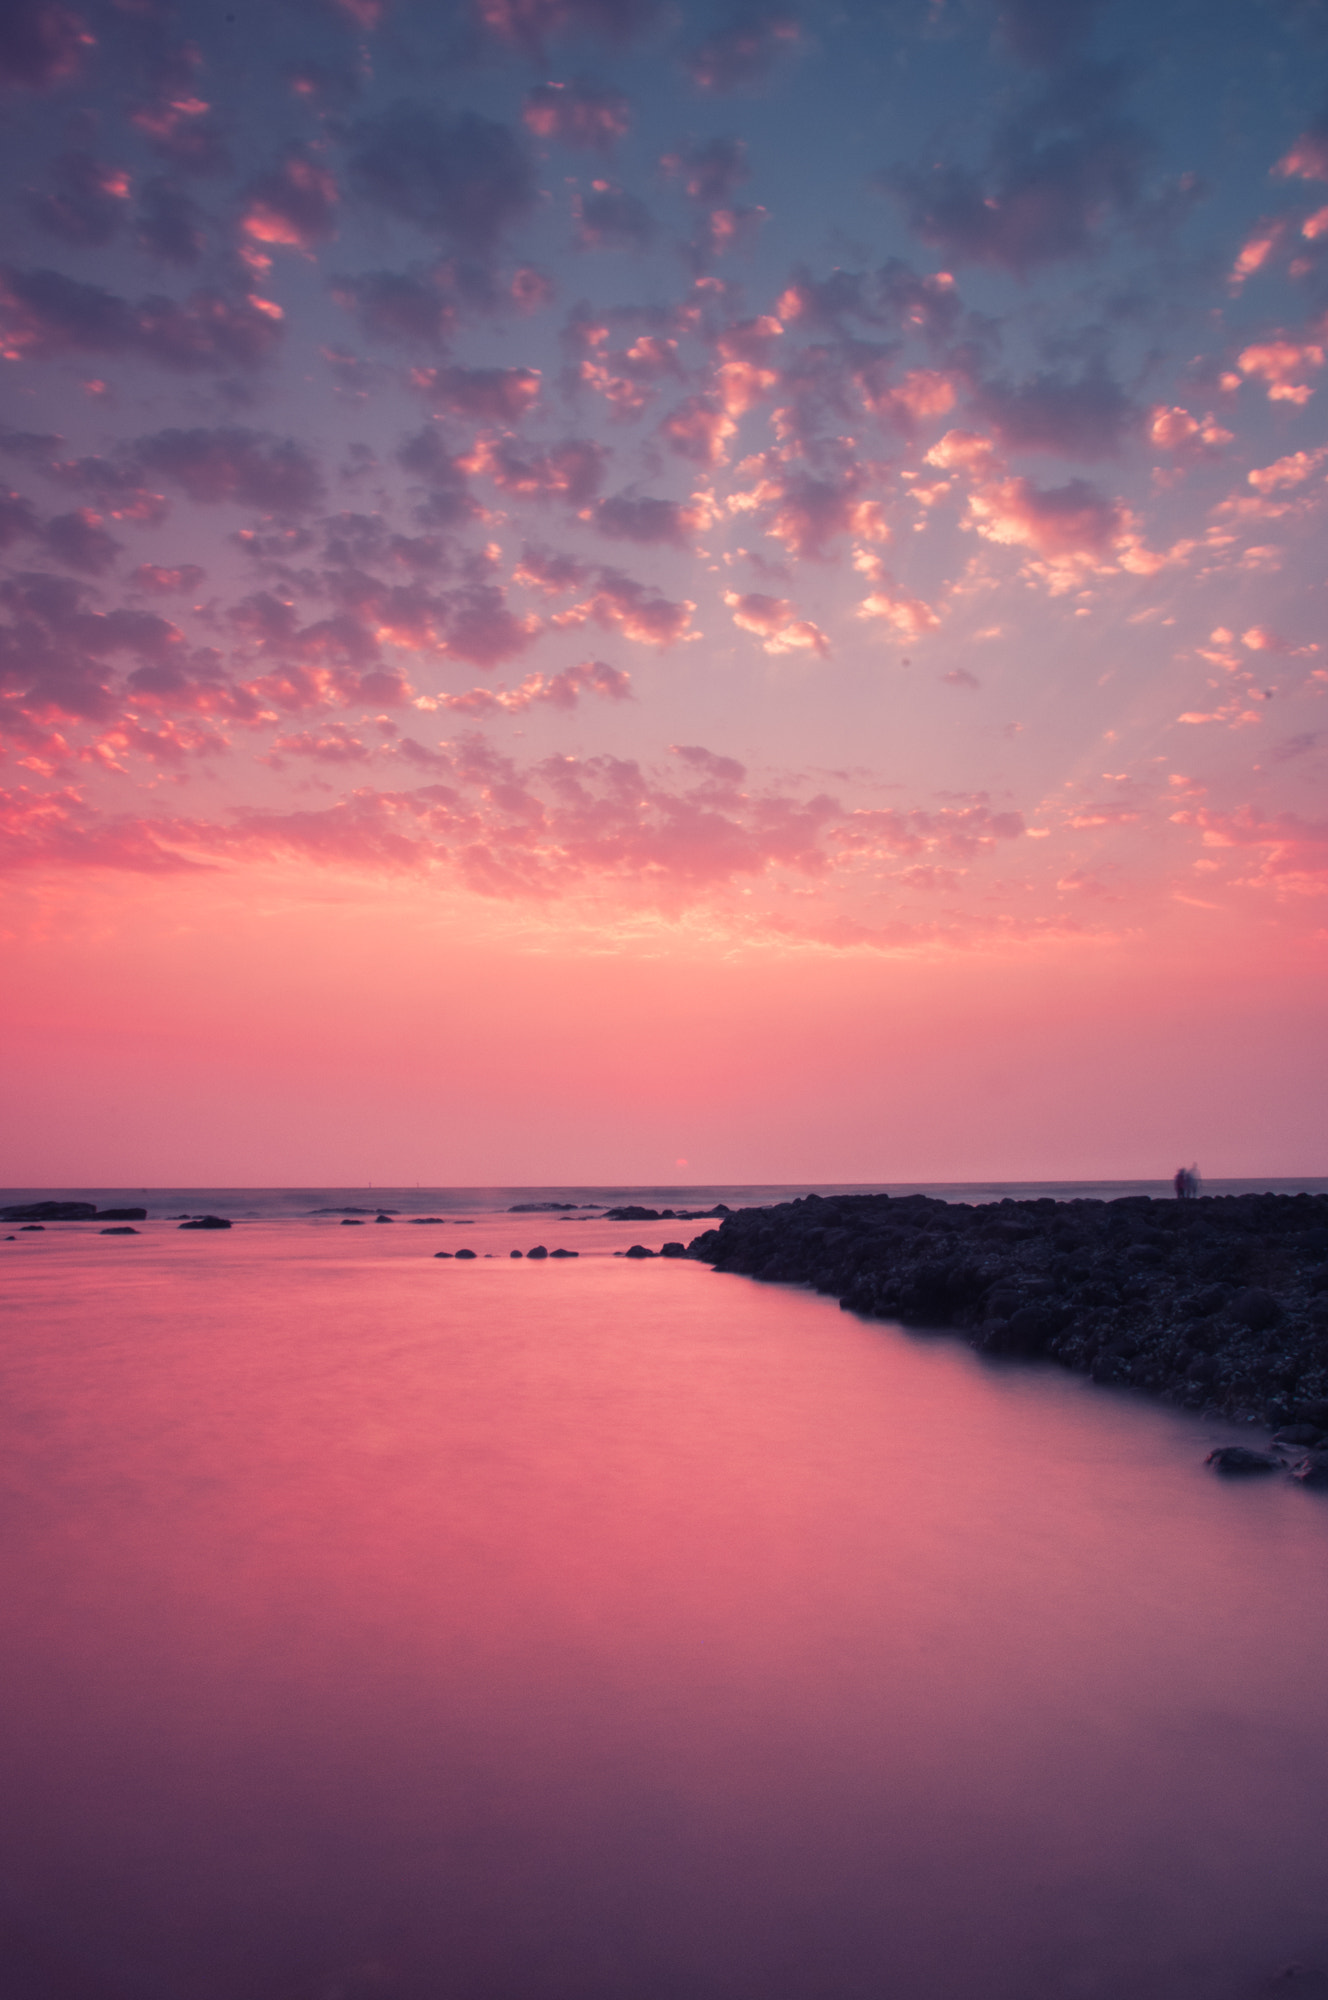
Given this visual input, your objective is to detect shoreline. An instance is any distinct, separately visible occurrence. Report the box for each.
[685,1190,1328,1467]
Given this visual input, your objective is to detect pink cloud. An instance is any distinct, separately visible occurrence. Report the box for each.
[723,590,829,656]
[464,433,608,504]
[1148,406,1232,455]
[1274,132,1328,183]
[1247,446,1328,493]
[409,364,542,420]
[240,150,339,255]
[857,586,941,638]
[660,395,738,465]
[552,567,696,647]
[1236,333,1325,403]
[431,658,631,713]
[1228,222,1286,290]
[522,79,630,152]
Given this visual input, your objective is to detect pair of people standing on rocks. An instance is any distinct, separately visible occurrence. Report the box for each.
[1174,1165,1202,1200]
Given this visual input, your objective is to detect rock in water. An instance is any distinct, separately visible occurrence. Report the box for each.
[550,1247,578,1258]
[101,1227,139,1235]
[624,1244,655,1259]
[179,1216,232,1230]
[434,1251,453,1258]
[1205,1446,1280,1475]
[97,1208,147,1221]
[454,1248,476,1260]
[659,1242,687,1258]
[526,1245,549,1259]
[1290,1452,1328,1488]
[0,1201,97,1222]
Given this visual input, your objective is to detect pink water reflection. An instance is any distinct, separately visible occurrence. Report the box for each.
[2,1221,1327,1999]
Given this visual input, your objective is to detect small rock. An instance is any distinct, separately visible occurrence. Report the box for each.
[1290,1452,1328,1488]
[434,1251,453,1258]
[19,1225,44,1232]
[659,1242,687,1258]
[1205,1445,1279,1475]
[179,1216,232,1230]
[454,1248,476,1260]
[341,1219,364,1226]
[550,1247,578,1258]
[101,1226,138,1235]
[97,1208,147,1221]
[510,1249,523,1258]
[374,1214,394,1224]
[527,1245,548,1259]
[624,1244,655,1259]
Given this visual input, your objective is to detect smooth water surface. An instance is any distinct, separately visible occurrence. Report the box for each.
[2,1213,1328,2000]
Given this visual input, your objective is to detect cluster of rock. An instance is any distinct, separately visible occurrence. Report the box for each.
[606,1204,731,1222]
[686,1190,1328,1436]
[1,1202,147,1222]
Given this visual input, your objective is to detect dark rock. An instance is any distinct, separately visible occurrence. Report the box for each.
[454,1248,476,1259]
[624,1244,655,1258]
[550,1247,579,1258]
[341,1219,364,1226]
[0,1201,97,1222]
[19,1224,44,1232]
[97,1208,147,1221]
[101,1226,139,1235]
[1290,1452,1328,1488]
[659,1242,687,1258]
[606,1206,661,1221]
[434,1251,453,1258]
[508,1201,583,1212]
[179,1216,232,1230]
[1229,1287,1281,1331]
[510,1249,523,1258]
[408,1218,446,1223]
[374,1214,394,1223]
[1295,1399,1328,1429]
[1205,1446,1280,1475]
[1273,1425,1324,1448]
[527,1245,548,1259]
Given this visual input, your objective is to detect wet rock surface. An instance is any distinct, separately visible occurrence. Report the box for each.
[687,1190,1328,1433]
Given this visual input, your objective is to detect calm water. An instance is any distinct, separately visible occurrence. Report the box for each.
[3,1194,1328,1999]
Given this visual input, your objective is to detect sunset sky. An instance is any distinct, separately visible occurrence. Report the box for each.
[2,0,1326,1186]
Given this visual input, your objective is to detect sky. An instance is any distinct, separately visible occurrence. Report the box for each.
[1,0,1327,1187]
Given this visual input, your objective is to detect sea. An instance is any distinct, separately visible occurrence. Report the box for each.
[3,1180,1328,2000]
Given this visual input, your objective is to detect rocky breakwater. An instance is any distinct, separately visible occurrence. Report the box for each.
[687,1191,1328,1436]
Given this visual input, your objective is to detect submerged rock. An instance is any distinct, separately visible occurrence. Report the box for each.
[101,1226,139,1235]
[179,1216,232,1230]
[1205,1446,1280,1475]
[434,1251,453,1258]
[550,1247,579,1258]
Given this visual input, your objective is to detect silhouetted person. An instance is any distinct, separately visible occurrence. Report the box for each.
[1174,1164,1200,1199]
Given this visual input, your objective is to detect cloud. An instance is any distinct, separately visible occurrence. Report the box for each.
[592,491,710,546]
[573,182,657,251]
[888,61,1149,273]
[727,461,885,557]
[993,0,1103,66]
[1148,405,1232,456]
[475,0,660,57]
[664,136,750,205]
[523,78,630,152]
[553,566,696,646]
[1236,332,1325,403]
[1274,118,1328,184]
[0,269,283,372]
[129,564,206,595]
[975,363,1138,458]
[350,103,536,252]
[133,428,325,514]
[567,311,684,415]
[27,151,129,248]
[135,179,206,265]
[724,589,829,655]
[332,268,461,349]
[240,149,339,254]
[832,802,1024,859]
[431,658,631,712]
[660,395,737,464]
[130,95,230,178]
[0,1,91,91]
[943,667,980,688]
[683,9,800,93]
[967,472,1124,556]
[1247,446,1328,493]
[1172,804,1328,893]
[857,585,941,637]
[42,509,122,575]
[409,365,541,420]
[396,427,476,525]
[464,433,608,504]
